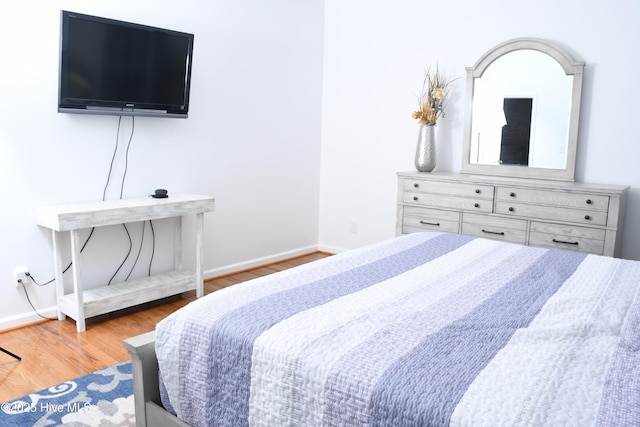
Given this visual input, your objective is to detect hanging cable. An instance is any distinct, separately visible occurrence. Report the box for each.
[109,114,137,284]
[108,223,133,286]
[126,221,146,281]
[20,281,57,320]
[27,228,96,286]
[22,114,145,319]
[26,115,125,287]
[148,220,156,276]
[103,115,124,201]
[120,115,135,199]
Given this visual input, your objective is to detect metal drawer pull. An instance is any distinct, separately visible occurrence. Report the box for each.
[474,203,480,208]
[508,207,514,212]
[475,189,481,194]
[586,199,592,204]
[510,192,516,197]
[414,183,420,188]
[419,220,440,226]
[585,215,591,220]
[482,229,505,236]
[413,196,419,201]
[553,238,579,246]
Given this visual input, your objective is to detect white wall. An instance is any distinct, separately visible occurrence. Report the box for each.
[3,0,639,331]
[0,0,324,329]
[318,0,640,261]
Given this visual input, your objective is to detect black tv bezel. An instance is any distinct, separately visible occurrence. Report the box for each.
[58,10,194,118]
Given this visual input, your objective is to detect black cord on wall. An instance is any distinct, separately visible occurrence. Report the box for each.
[19,279,57,320]
[24,113,157,317]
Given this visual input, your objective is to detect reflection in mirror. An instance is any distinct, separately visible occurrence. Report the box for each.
[470,50,573,169]
[501,97,533,165]
[461,38,584,181]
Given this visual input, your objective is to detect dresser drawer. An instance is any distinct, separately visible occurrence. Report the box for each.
[404,179,494,199]
[461,213,527,244]
[529,222,606,254]
[403,192,493,213]
[495,202,608,226]
[402,206,460,234]
[496,187,609,210]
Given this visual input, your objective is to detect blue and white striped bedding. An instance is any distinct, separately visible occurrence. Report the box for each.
[155,232,640,426]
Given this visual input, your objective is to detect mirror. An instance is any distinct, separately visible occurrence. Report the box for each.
[461,38,585,181]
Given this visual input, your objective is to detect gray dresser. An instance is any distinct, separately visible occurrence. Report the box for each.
[396,172,628,257]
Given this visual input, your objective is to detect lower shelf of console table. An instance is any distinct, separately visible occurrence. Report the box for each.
[37,193,215,332]
[58,270,195,320]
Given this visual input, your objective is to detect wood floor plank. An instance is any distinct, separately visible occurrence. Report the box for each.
[0,251,330,402]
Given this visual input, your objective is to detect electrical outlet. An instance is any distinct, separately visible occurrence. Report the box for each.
[350,221,358,234]
[14,266,29,287]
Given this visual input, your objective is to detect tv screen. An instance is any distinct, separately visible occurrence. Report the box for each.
[58,11,194,118]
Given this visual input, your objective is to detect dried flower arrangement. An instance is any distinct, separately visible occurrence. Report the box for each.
[411,65,456,126]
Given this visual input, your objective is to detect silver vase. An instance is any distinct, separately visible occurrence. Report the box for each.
[415,124,436,172]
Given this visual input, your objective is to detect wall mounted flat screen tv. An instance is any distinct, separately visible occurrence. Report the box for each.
[58,11,194,118]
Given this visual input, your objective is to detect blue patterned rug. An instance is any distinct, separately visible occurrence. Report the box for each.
[0,361,134,426]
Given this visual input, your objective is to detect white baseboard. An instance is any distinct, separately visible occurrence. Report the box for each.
[0,307,58,331]
[204,244,323,278]
[317,244,347,254]
[1,245,338,332]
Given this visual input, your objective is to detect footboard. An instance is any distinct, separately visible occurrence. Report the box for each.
[123,331,190,427]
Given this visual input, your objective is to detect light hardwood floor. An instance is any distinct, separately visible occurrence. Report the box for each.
[0,252,329,403]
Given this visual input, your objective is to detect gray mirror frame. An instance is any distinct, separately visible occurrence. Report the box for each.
[461,38,585,181]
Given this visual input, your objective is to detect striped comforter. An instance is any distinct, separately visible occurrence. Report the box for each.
[155,232,640,426]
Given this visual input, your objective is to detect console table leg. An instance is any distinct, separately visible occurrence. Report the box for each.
[51,230,66,321]
[174,217,183,271]
[70,229,86,332]
[195,213,204,298]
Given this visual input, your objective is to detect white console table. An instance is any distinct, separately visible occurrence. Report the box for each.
[37,194,215,332]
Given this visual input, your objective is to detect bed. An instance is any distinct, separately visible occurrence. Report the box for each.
[124,231,640,427]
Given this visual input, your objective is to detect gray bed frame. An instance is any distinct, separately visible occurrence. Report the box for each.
[123,331,191,427]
